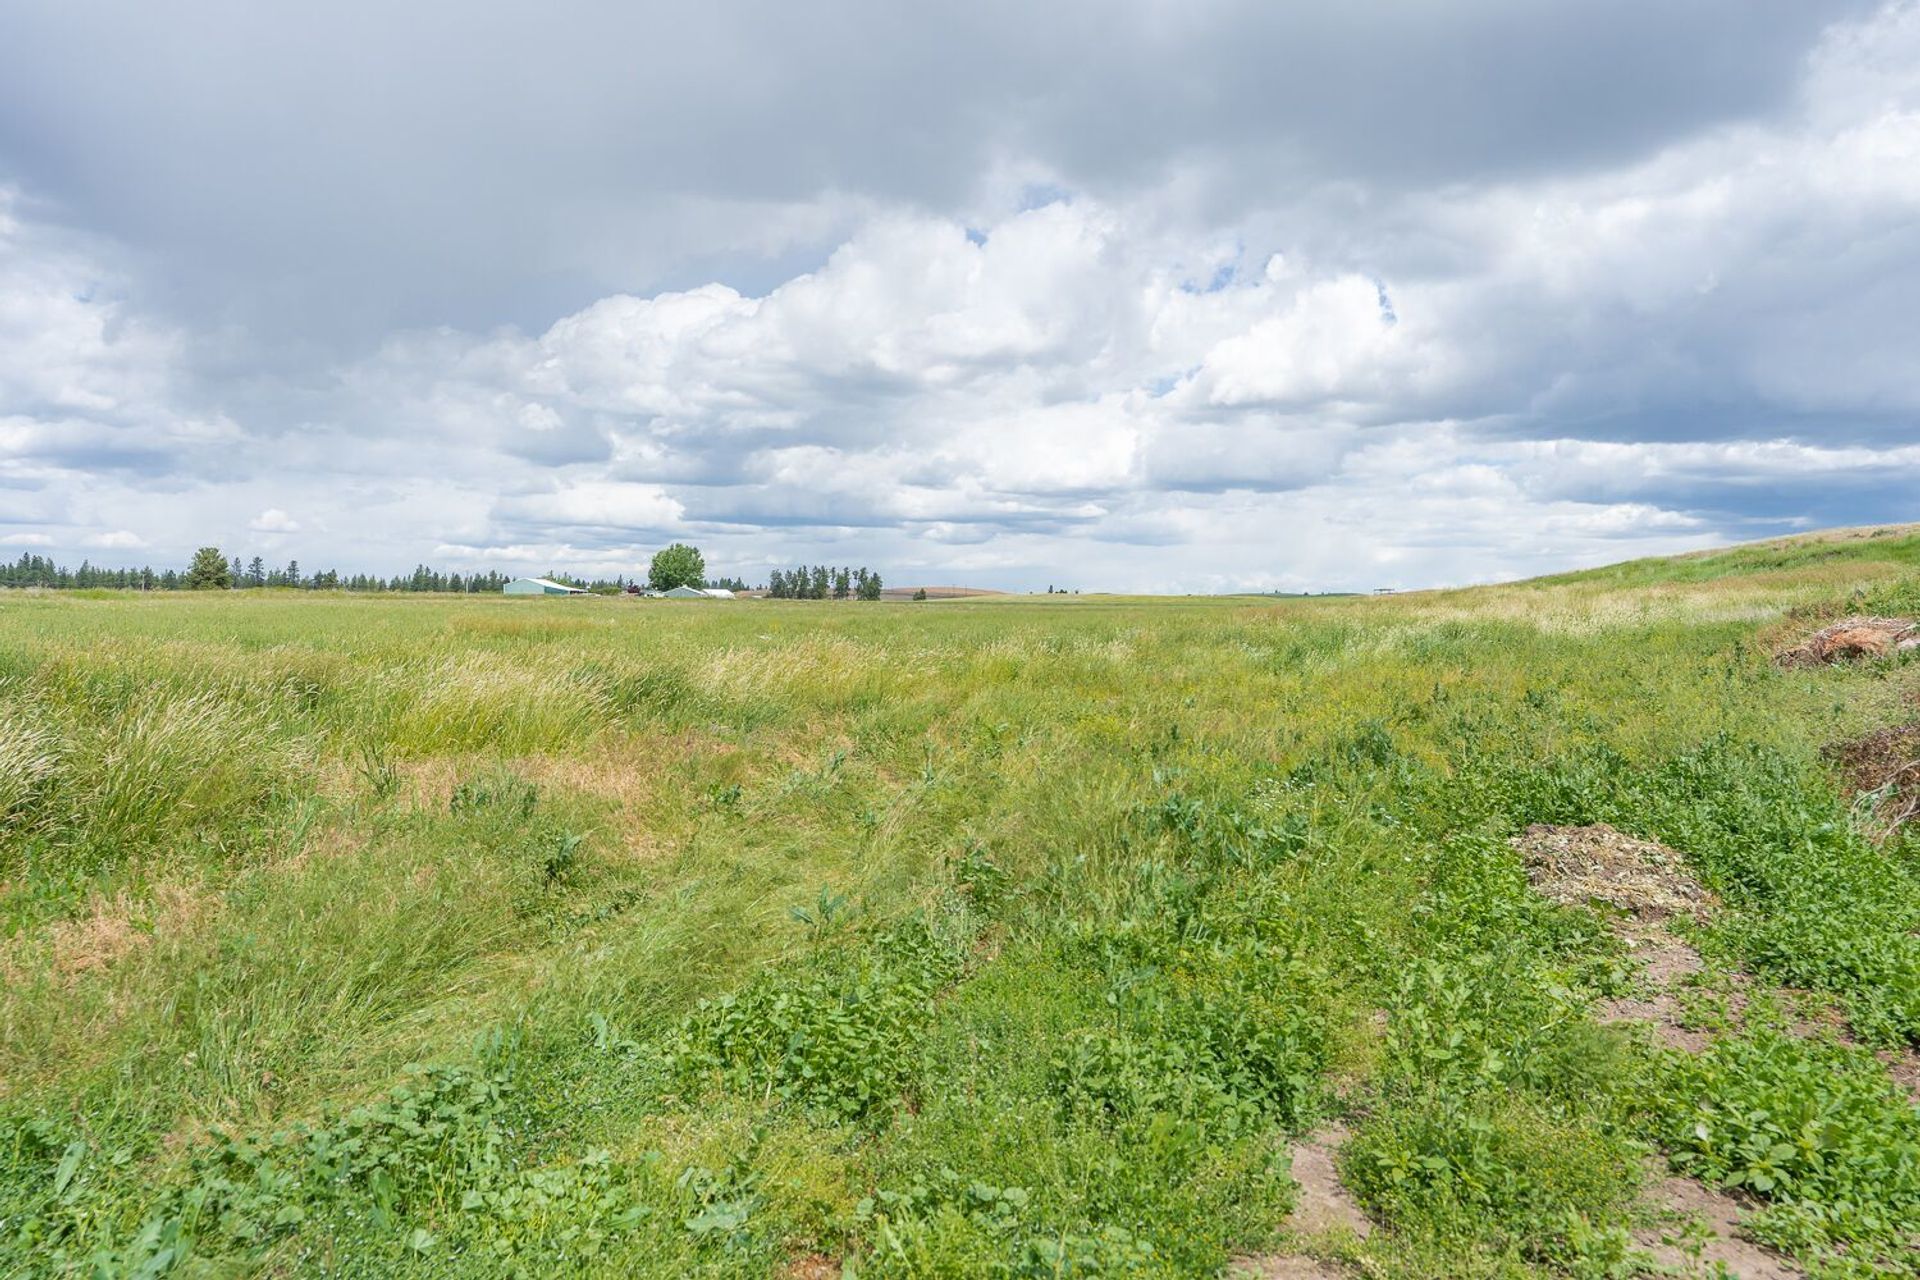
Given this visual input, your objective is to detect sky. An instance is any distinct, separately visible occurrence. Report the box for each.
[0,0,1916,593]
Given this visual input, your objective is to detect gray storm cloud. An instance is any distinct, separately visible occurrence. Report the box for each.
[0,0,1914,591]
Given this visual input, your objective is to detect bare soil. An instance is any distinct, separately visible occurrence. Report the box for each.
[1883,1048,1920,1103]
[1593,921,1721,1053]
[1635,1174,1804,1279]
[1228,1124,1370,1280]
[1285,1124,1371,1240]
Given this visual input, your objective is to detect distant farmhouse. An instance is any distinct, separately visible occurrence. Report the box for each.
[660,585,735,599]
[502,577,587,596]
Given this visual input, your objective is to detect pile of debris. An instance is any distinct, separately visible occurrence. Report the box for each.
[1825,721,1920,841]
[1774,616,1919,667]
[1514,823,1716,922]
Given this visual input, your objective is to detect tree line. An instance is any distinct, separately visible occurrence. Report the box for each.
[1,547,874,597]
[3,550,603,594]
[765,565,882,600]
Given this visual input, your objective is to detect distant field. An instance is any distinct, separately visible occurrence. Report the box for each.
[3,528,1919,1277]
[877,586,1007,601]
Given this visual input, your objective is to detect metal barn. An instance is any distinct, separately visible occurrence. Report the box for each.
[502,577,587,596]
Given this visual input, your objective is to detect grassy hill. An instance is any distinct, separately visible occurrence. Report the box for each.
[2,527,1917,1276]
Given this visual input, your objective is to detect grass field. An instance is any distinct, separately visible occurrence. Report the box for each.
[3,527,1919,1278]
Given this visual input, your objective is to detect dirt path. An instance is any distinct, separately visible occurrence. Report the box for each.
[1591,918,1720,1052]
[1516,826,1806,1279]
[1228,1123,1370,1279]
[1284,1124,1370,1240]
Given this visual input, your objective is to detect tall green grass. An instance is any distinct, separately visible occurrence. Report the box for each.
[0,533,1916,1276]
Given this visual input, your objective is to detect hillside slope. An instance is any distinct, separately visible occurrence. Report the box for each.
[2,527,1917,1277]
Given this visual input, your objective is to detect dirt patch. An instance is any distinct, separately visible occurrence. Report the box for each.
[1517,825,1724,1050]
[42,883,210,980]
[1594,922,1721,1053]
[1636,1174,1803,1279]
[272,821,371,874]
[1286,1124,1371,1240]
[1227,1124,1370,1280]
[1515,824,1716,922]
[1775,615,1918,668]
[780,1253,841,1280]
[1823,721,1920,840]
[1229,1257,1350,1279]
[1882,1048,1920,1103]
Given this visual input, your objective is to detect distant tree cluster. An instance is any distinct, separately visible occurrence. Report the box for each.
[0,554,168,591]
[2,545,867,599]
[765,565,882,600]
[6,550,539,594]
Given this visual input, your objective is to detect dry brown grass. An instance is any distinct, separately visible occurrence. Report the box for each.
[1824,721,1920,840]
[1775,616,1919,668]
[1,882,214,986]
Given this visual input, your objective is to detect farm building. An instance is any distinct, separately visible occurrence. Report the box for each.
[502,577,587,596]
[659,584,735,599]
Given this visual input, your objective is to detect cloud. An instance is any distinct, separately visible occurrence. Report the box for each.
[0,1,1867,344]
[248,508,300,533]
[493,482,685,532]
[0,3,1914,590]
[82,529,148,549]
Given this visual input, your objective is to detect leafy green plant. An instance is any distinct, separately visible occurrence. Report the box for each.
[1345,1090,1638,1260]
[668,919,963,1122]
[1652,1028,1920,1262]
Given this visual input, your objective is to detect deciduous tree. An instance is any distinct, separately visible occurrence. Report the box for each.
[649,543,706,591]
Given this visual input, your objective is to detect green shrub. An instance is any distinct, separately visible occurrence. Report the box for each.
[1047,991,1326,1138]
[6,1066,657,1274]
[667,919,964,1123]
[1653,1029,1920,1262]
[857,1163,1165,1278]
[1345,1091,1638,1259]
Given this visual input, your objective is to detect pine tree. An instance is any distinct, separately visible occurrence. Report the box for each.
[186,547,233,590]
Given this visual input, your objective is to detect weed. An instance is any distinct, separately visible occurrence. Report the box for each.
[1652,1028,1920,1263]
[667,919,964,1123]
